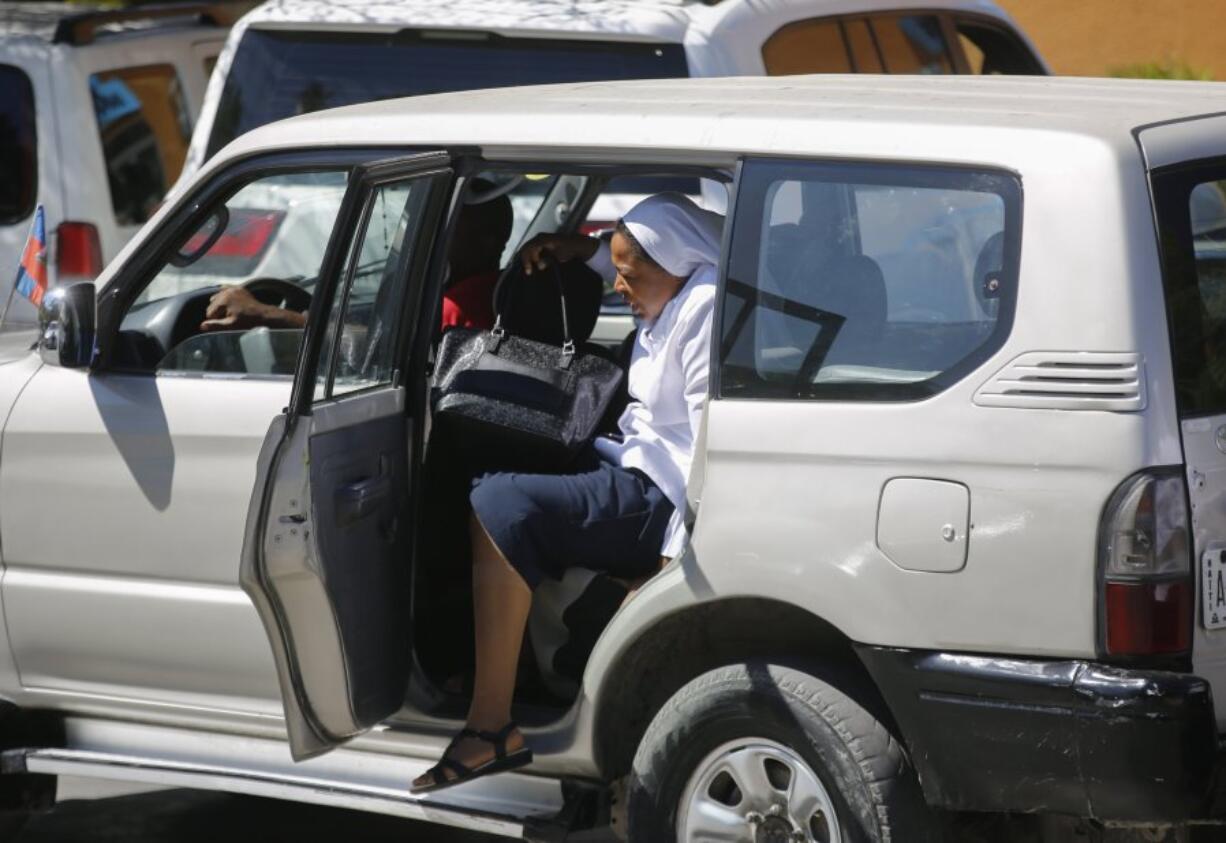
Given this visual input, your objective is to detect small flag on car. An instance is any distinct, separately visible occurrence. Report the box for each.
[13,205,48,307]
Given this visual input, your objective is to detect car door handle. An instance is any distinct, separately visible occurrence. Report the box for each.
[337,465,392,526]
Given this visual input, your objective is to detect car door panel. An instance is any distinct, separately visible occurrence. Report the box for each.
[0,367,289,709]
[311,410,410,727]
[243,389,411,756]
[242,152,451,759]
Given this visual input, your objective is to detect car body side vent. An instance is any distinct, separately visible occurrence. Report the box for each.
[974,352,1146,411]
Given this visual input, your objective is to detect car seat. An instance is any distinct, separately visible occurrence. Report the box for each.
[493,258,603,346]
[819,253,888,358]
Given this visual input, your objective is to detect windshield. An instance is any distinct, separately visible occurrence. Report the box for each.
[205,29,689,159]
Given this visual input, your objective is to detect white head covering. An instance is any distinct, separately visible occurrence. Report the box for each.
[622,192,723,279]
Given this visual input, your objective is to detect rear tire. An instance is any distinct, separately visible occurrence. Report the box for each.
[625,662,934,842]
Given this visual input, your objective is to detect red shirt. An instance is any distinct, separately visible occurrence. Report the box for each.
[441,270,498,330]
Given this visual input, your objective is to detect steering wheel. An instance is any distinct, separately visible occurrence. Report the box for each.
[243,277,312,314]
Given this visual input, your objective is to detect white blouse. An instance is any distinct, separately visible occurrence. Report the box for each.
[587,241,716,558]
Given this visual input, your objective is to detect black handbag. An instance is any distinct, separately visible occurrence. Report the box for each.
[431,264,625,468]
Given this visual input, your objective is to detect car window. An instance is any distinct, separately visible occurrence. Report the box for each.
[316,175,440,398]
[870,15,953,74]
[90,64,192,226]
[206,29,690,160]
[955,19,1044,74]
[0,64,37,225]
[493,173,562,266]
[140,170,348,303]
[762,18,854,75]
[124,169,348,377]
[842,18,884,73]
[762,14,954,76]
[720,158,1020,401]
[1154,173,1226,417]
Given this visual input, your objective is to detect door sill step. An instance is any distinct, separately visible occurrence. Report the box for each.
[3,747,541,839]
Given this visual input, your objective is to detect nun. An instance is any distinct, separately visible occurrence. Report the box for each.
[412,193,724,794]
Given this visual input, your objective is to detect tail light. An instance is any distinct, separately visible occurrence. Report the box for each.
[56,222,103,282]
[1099,469,1192,657]
[579,220,614,236]
[182,208,282,260]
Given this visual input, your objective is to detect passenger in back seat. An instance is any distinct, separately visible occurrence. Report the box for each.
[412,193,724,794]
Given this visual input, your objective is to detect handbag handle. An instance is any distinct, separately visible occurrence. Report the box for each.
[491,262,575,357]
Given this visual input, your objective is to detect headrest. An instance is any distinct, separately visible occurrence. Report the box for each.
[820,254,887,330]
[495,259,604,346]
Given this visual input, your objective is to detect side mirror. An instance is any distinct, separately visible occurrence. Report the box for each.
[38,282,96,368]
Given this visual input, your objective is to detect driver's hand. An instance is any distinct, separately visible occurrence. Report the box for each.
[519,233,599,275]
[201,286,306,331]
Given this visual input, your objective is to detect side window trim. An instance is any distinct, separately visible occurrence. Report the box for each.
[711,158,747,401]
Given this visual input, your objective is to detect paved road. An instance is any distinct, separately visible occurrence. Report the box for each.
[8,784,1220,842]
[12,789,503,843]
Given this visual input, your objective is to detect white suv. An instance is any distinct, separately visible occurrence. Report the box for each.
[0,3,243,328]
[1,74,1223,843]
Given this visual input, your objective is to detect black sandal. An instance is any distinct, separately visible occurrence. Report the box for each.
[410,723,532,795]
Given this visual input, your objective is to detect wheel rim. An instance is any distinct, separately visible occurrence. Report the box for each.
[676,738,842,843]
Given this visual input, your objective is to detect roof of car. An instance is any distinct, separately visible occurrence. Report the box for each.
[0,2,240,45]
[0,2,102,40]
[218,75,1226,170]
[240,0,692,40]
[237,0,1016,41]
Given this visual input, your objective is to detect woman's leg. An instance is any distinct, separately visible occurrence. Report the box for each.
[466,512,531,732]
[412,513,529,789]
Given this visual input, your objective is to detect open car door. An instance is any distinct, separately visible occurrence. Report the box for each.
[241,152,453,760]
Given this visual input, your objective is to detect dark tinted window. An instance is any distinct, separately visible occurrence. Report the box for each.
[762,19,853,75]
[956,20,1044,74]
[90,65,192,226]
[0,65,37,225]
[1153,166,1226,417]
[871,15,953,74]
[207,30,690,159]
[843,19,884,73]
[762,14,957,77]
[719,159,1020,401]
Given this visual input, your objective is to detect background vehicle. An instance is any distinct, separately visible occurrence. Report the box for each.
[0,2,248,329]
[0,75,1220,841]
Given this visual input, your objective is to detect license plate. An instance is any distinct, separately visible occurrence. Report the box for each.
[1204,549,1226,630]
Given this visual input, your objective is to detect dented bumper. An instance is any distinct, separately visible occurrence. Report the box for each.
[857,646,1222,823]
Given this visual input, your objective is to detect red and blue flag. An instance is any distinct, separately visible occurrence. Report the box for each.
[13,205,48,307]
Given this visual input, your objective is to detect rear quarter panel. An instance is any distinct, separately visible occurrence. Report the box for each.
[581,131,1179,707]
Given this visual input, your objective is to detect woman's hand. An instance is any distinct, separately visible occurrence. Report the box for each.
[519,232,599,275]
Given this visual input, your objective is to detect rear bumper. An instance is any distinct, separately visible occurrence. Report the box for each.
[857,646,1223,823]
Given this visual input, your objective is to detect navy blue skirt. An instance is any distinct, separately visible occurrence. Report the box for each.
[469,450,674,590]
